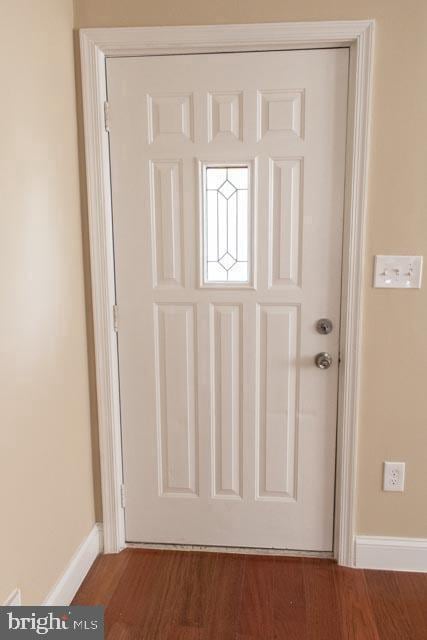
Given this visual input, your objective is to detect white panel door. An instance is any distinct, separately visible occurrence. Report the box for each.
[107,48,349,550]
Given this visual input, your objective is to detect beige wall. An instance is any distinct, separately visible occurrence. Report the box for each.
[0,0,95,604]
[74,0,427,539]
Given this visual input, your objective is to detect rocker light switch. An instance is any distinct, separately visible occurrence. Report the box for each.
[373,255,423,289]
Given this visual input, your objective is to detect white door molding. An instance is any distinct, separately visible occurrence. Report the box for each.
[79,20,375,564]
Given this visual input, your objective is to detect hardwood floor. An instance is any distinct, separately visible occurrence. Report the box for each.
[72,549,427,639]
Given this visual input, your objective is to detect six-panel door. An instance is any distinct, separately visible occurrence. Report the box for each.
[107,48,349,550]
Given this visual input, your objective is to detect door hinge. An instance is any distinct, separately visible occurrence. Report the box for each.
[104,101,110,132]
[120,484,126,509]
[113,304,119,332]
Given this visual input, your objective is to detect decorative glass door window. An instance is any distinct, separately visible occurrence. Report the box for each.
[202,165,251,285]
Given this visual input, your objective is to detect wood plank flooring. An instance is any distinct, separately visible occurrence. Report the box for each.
[72,549,427,639]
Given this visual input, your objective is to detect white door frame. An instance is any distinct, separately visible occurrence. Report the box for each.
[79,20,374,566]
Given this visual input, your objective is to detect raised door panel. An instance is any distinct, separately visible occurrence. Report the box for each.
[268,158,302,288]
[257,89,305,140]
[150,160,184,288]
[210,304,243,499]
[257,305,299,500]
[147,93,194,143]
[155,304,198,496]
[208,91,243,142]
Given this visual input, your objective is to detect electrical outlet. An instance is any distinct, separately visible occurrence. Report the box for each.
[383,461,405,492]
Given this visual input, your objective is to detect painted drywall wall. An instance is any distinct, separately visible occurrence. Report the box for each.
[0,0,95,604]
[73,0,427,538]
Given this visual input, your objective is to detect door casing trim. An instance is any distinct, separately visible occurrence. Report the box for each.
[79,20,374,566]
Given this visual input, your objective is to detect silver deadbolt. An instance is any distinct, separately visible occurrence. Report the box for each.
[316,318,333,335]
[315,352,333,370]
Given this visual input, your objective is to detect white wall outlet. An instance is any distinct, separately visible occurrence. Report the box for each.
[383,461,405,492]
[373,255,423,288]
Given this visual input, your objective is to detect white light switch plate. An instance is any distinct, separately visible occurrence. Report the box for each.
[373,255,423,289]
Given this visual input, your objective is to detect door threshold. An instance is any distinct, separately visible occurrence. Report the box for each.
[126,541,334,559]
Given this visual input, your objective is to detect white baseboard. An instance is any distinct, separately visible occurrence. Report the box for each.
[43,523,103,605]
[355,535,427,572]
[3,588,22,606]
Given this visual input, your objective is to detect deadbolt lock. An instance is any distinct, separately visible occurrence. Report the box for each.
[315,352,333,370]
[316,318,333,335]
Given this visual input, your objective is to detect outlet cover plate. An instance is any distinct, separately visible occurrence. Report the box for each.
[374,255,423,289]
[383,461,405,492]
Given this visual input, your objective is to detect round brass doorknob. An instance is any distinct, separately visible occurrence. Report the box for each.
[315,352,333,369]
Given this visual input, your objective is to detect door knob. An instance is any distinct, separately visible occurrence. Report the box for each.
[315,352,332,369]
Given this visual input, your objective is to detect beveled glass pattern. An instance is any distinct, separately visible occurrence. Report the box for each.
[204,166,249,284]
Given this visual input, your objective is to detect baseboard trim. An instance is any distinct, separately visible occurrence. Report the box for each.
[3,588,22,606]
[43,523,103,605]
[355,535,427,572]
